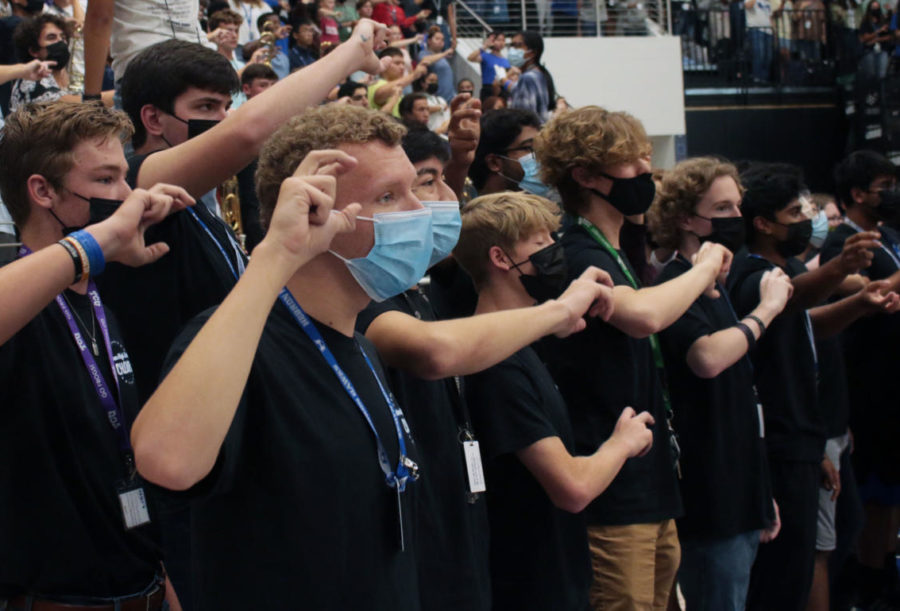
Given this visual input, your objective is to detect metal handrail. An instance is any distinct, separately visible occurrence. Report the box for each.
[455,0,495,34]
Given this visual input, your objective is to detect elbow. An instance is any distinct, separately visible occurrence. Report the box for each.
[624,306,664,338]
[550,480,593,514]
[132,428,207,492]
[687,358,724,379]
[416,338,459,380]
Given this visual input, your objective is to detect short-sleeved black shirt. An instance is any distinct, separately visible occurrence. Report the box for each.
[356,288,491,611]
[538,225,682,526]
[0,292,161,598]
[656,256,773,540]
[94,152,246,403]
[820,222,900,480]
[465,346,591,611]
[727,252,825,462]
[165,304,420,609]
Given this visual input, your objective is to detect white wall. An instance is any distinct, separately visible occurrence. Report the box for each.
[462,36,686,138]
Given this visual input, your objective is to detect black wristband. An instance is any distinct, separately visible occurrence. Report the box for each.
[58,238,84,283]
[82,93,102,102]
[746,314,766,334]
[736,321,756,350]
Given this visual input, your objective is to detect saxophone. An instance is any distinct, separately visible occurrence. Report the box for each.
[218,175,246,250]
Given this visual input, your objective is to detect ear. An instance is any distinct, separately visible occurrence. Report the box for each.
[677,214,694,233]
[753,215,773,236]
[242,83,252,96]
[849,186,867,206]
[485,153,504,174]
[140,104,166,137]
[26,174,59,211]
[488,245,512,272]
[571,166,610,194]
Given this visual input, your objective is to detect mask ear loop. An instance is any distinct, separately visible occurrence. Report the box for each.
[328,214,375,261]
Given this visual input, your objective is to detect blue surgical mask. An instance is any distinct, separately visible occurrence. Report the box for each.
[330,208,434,302]
[809,209,829,249]
[516,153,560,202]
[422,201,461,267]
[507,47,525,67]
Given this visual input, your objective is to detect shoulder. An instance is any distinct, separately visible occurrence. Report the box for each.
[654,256,691,284]
[356,296,406,334]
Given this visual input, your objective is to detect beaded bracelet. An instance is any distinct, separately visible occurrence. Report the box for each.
[57,238,85,283]
[69,230,106,275]
[736,321,756,350]
[63,235,91,279]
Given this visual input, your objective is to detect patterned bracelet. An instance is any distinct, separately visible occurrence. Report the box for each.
[57,238,85,283]
[69,230,106,276]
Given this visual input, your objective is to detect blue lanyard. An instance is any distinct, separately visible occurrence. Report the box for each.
[277,288,418,492]
[18,245,133,460]
[186,207,247,280]
[845,218,900,268]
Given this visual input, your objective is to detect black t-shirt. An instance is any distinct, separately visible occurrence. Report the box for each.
[94,152,246,403]
[655,256,773,540]
[356,288,491,611]
[0,291,161,597]
[166,304,420,609]
[465,346,591,611]
[727,252,825,462]
[425,258,478,320]
[0,16,23,117]
[538,225,682,526]
[820,222,900,480]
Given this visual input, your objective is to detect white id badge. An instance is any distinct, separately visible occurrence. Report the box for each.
[119,487,151,529]
[757,403,766,439]
[463,441,487,493]
[436,15,445,24]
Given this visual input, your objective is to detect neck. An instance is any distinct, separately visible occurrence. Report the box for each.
[220,47,235,60]
[846,205,878,231]
[283,253,370,337]
[677,232,701,262]
[749,238,786,268]
[581,198,624,248]
[135,135,168,156]
[475,276,533,315]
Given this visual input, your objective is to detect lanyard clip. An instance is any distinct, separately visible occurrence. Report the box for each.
[401,455,420,481]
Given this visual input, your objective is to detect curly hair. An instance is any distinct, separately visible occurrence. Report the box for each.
[646,157,743,251]
[0,102,134,227]
[13,13,70,62]
[455,191,561,289]
[208,9,244,31]
[534,106,652,215]
[255,104,406,229]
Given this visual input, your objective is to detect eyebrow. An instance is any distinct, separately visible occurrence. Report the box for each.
[92,163,128,173]
[416,168,439,178]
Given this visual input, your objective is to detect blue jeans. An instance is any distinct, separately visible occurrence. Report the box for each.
[748,28,773,82]
[679,530,761,611]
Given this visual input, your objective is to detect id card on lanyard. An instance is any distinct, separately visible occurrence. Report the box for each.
[19,245,151,530]
[279,288,419,550]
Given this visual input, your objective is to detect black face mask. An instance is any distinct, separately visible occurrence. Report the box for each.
[876,189,900,222]
[774,218,813,258]
[22,0,45,13]
[51,192,124,234]
[169,114,221,141]
[590,172,656,216]
[508,241,568,303]
[43,40,70,69]
[426,82,438,94]
[695,214,746,252]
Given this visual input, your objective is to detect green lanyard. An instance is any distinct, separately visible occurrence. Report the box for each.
[576,216,682,474]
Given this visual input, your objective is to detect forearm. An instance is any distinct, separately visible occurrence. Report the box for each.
[82,0,113,95]
[131,244,294,490]
[809,295,867,339]
[466,48,481,61]
[137,40,369,197]
[572,438,631,506]
[610,262,718,337]
[787,257,847,312]
[0,63,28,85]
[370,299,573,379]
[72,0,85,24]
[685,302,779,378]
[443,159,469,200]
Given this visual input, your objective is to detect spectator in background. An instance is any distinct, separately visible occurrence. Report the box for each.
[466,31,510,101]
[11,13,81,111]
[505,30,555,123]
[373,0,431,30]
[457,76,474,95]
[255,12,292,79]
[240,61,277,98]
[399,91,431,127]
[357,0,374,19]
[858,0,892,83]
[209,9,264,73]
[288,19,318,70]
[483,94,505,109]
[337,78,369,105]
[420,70,450,132]
[335,0,359,40]
[423,25,455,103]
[794,0,826,61]
[1,0,47,117]
[469,108,541,196]
[387,24,415,79]
[318,0,341,47]
[43,0,86,93]
[745,0,774,82]
[368,46,426,115]
[228,0,269,42]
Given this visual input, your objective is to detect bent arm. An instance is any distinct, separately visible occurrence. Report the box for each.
[608,260,719,338]
[685,302,781,378]
[786,256,848,312]
[365,299,574,379]
[517,436,631,514]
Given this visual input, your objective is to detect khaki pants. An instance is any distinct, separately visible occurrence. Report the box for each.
[588,519,681,611]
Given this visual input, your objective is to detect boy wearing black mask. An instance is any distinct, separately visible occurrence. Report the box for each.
[455,191,656,610]
[822,150,900,607]
[727,162,892,611]
[535,105,731,610]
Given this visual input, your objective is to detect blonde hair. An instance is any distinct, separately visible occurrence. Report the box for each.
[0,101,134,227]
[534,106,652,215]
[454,191,561,289]
[255,105,406,228]
[646,157,743,251]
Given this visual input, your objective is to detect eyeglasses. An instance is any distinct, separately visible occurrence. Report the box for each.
[504,144,534,155]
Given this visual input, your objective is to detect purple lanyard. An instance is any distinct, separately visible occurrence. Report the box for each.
[18,245,132,455]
